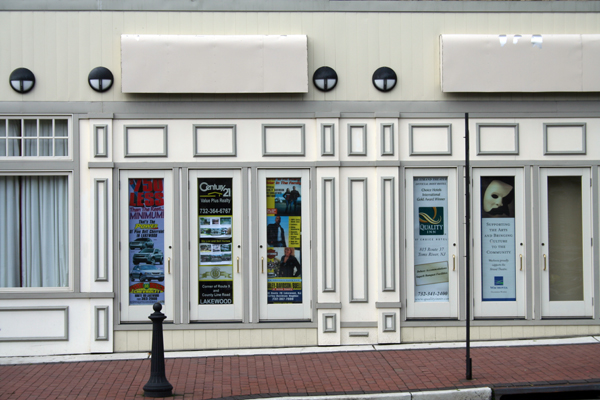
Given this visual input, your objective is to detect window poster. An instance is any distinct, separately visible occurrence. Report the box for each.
[128,179,165,305]
[481,176,516,301]
[414,177,449,302]
[266,178,302,304]
[198,178,234,305]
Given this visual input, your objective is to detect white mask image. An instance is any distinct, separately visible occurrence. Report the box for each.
[483,180,513,213]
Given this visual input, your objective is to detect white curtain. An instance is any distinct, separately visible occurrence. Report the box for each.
[0,176,68,287]
[8,120,21,156]
[0,177,20,287]
[39,119,53,156]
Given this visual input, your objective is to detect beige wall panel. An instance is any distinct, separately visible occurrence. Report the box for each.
[31,12,44,102]
[76,12,89,101]
[4,11,600,102]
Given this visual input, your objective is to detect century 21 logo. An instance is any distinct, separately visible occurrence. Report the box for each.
[419,207,444,235]
[198,182,231,197]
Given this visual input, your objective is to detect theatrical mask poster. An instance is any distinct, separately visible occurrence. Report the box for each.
[414,177,449,302]
[481,176,516,301]
[129,179,165,305]
[198,178,234,305]
[266,178,302,304]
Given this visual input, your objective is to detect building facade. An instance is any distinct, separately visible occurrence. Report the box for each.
[2,0,600,357]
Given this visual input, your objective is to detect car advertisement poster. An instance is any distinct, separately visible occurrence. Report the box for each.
[414,177,449,302]
[481,176,516,301]
[266,178,302,304]
[198,178,234,305]
[128,178,165,305]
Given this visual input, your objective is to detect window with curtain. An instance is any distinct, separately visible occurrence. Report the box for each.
[0,118,69,157]
[0,176,69,288]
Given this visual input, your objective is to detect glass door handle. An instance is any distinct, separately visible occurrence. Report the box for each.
[237,257,240,273]
[168,257,171,274]
[453,254,456,271]
[261,257,264,274]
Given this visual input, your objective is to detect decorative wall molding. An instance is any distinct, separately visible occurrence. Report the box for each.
[349,178,368,303]
[124,125,168,157]
[94,178,109,282]
[322,177,337,292]
[194,124,237,157]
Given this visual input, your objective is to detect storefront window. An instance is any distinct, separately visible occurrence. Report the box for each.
[0,176,69,288]
[480,177,516,301]
[0,118,69,157]
[548,176,583,301]
[128,178,165,304]
[413,177,449,302]
[266,178,303,304]
[198,178,234,305]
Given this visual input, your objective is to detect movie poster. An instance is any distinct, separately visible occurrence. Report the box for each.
[266,178,302,304]
[128,178,165,305]
[414,177,449,302]
[481,176,516,301]
[198,178,234,305]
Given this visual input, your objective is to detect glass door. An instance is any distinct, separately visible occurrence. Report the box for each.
[473,168,526,318]
[540,168,593,318]
[120,170,173,322]
[405,169,459,319]
[189,170,243,321]
[257,169,311,321]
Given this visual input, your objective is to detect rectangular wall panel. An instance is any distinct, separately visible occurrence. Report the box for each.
[0,307,68,341]
[95,179,109,281]
[381,177,396,291]
[95,306,109,341]
[322,178,336,292]
[349,178,368,302]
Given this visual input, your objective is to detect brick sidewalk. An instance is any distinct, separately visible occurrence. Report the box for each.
[2,343,600,399]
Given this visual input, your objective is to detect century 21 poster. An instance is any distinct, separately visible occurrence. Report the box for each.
[198,178,234,305]
[413,177,449,302]
[266,178,302,304]
[481,176,516,301]
[128,179,165,305]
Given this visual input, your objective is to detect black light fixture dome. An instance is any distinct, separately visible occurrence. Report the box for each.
[88,67,114,92]
[313,66,338,92]
[9,68,35,94]
[372,67,397,92]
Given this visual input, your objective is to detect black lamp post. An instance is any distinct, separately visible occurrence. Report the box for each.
[9,68,35,94]
[143,303,173,398]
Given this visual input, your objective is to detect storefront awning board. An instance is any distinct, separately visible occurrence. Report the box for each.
[440,34,600,92]
[121,35,308,93]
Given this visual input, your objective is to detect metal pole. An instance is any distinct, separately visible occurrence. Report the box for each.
[143,302,173,398]
[465,113,473,380]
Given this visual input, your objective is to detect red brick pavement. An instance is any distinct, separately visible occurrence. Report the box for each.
[1,343,600,399]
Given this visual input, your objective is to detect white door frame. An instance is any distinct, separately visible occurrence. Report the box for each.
[539,168,593,318]
[120,170,173,322]
[189,169,243,322]
[405,168,459,319]
[473,168,526,318]
[257,169,311,321]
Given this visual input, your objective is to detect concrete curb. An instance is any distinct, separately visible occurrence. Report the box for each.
[1,336,598,366]
[268,388,492,400]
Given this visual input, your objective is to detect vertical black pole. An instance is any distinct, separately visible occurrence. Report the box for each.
[465,113,473,380]
[143,303,173,398]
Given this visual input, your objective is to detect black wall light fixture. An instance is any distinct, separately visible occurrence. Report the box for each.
[9,68,36,94]
[313,66,338,92]
[88,67,114,92]
[372,67,397,92]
